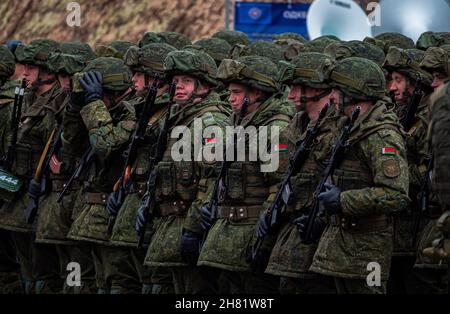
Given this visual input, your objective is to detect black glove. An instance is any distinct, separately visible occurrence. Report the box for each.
[135,198,152,234]
[67,91,86,113]
[79,71,103,104]
[293,213,326,244]
[28,179,42,200]
[106,190,122,217]
[180,230,202,266]
[199,203,214,232]
[318,183,342,215]
[256,212,269,238]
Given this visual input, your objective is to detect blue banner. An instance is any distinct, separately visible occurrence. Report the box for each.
[234,2,311,41]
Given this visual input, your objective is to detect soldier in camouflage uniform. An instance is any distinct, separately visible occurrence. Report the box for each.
[31,44,97,294]
[0,39,67,293]
[263,52,342,294]
[106,43,177,294]
[307,57,409,294]
[140,49,230,294]
[383,47,436,293]
[196,55,295,294]
[0,44,22,294]
[61,57,135,293]
[412,47,450,293]
[6,40,25,82]
[422,79,450,269]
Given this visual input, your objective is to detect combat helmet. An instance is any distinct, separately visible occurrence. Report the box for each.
[0,45,16,83]
[124,43,177,81]
[217,55,280,93]
[96,41,134,59]
[420,46,450,76]
[212,30,250,47]
[319,57,387,102]
[164,49,218,86]
[416,32,450,50]
[60,42,96,62]
[15,39,60,70]
[73,57,132,92]
[193,38,232,66]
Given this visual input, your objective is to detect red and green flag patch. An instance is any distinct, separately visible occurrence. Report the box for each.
[274,144,288,153]
[382,147,396,155]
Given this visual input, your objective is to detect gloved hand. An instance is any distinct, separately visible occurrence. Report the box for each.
[28,179,42,200]
[256,212,269,238]
[199,203,214,232]
[293,213,326,244]
[135,197,152,234]
[79,70,103,104]
[318,183,342,215]
[106,190,122,217]
[67,91,86,113]
[180,230,202,266]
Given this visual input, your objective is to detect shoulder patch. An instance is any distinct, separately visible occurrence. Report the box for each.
[382,159,401,178]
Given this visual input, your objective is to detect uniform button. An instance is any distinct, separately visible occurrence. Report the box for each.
[173,202,177,205]
[239,208,244,212]
[229,213,233,217]
[180,201,184,204]
[351,223,356,227]
[231,207,235,210]
[240,213,244,217]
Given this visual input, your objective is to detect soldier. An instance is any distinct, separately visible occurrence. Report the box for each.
[196,55,295,294]
[106,43,177,294]
[0,44,21,294]
[263,52,343,294]
[306,57,409,294]
[193,38,232,67]
[61,57,135,293]
[412,46,450,293]
[383,47,436,293]
[140,49,230,294]
[31,45,97,294]
[156,32,192,50]
[422,81,450,267]
[0,39,66,293]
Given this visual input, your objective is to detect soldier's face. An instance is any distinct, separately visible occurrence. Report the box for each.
[228,83,261,113]
[431,71,448,91]
[389,71,414,103]
[57,73,71,92]
[23,64,40,87]
[13,63,26,81]
[132,72,146,93]
[287,84,302,110]
[172,74,208,105]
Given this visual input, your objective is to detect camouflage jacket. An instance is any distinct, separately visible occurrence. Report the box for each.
[197,94,295,272]
[63,91,137,244]
[0,80,20,158]
[144,91,231,267]
[109,93,171,247]
[0,83,66,233]
[310,101,410,281]
[266,106,347,278]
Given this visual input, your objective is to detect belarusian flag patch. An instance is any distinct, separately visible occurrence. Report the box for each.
[382,147,396,155]
[204,138,217,146]
[274,144,287,152]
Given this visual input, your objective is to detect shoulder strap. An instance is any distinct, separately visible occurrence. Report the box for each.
[349,122,400,146]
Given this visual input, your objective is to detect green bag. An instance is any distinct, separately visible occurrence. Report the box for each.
[0,169,23,201]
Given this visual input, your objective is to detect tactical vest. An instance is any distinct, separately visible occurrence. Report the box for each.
[13,86,65,180]
[155,93,230,215]
[218,95,293,222]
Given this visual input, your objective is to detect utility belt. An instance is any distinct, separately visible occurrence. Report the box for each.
[327,214,393,233]
[83,192,109,205]
[217,205,261,223]
[158,200,192,217]
[51,179,82,193]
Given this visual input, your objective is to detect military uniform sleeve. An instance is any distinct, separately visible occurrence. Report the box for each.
[407,118,430,194]
[79,100,136,158]
[340,128,410,217]
[61,107,89,154]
